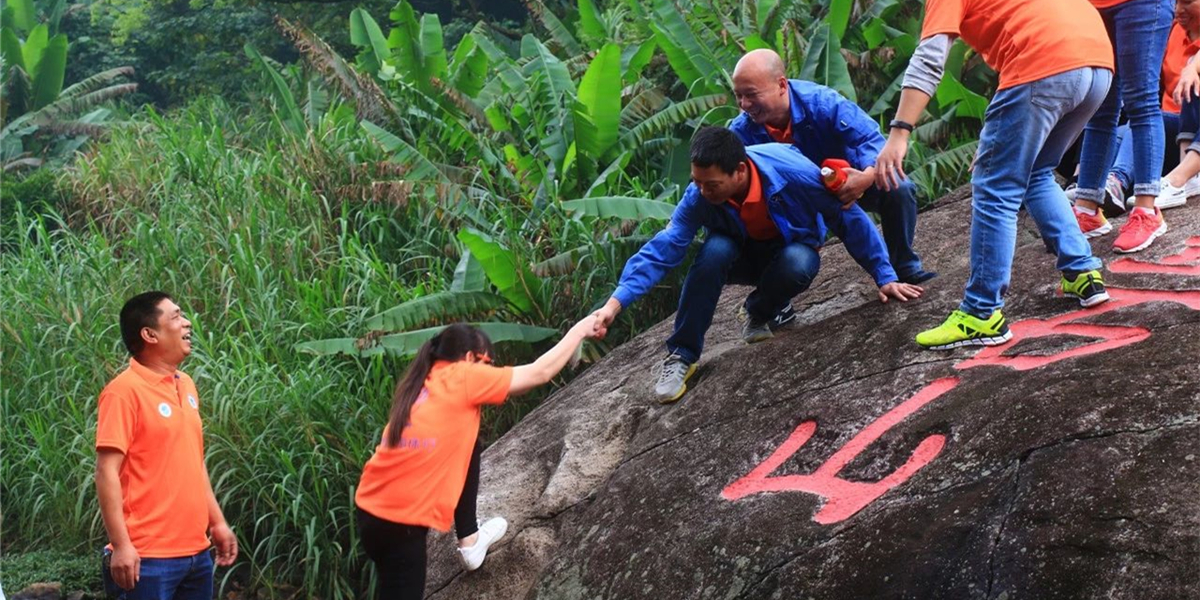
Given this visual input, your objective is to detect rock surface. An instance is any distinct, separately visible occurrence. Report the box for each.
[424,188,1200,600]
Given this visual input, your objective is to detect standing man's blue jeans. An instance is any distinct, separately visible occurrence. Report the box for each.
[666,234,819,364]
[1110,111,1181,190]
[1075,0,1173,201]
[103,548,213,600]
[858,180,924,281]
[962,67,1111,318]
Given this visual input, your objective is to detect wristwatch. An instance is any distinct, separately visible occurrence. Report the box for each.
[889,119,915,132]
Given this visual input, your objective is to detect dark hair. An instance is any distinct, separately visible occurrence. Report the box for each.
[120,291,173,356]
[690,126,747,175]
[385,323,494,448]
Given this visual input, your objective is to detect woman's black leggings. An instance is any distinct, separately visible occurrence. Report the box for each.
[358,441,483,599]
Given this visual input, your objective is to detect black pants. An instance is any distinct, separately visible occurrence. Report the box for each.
[358,441,482,599]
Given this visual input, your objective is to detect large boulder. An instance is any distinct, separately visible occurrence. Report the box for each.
[424,189,1200,600]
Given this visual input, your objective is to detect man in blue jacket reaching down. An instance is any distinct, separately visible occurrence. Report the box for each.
[591,127,924,403]
[728,49,936,285]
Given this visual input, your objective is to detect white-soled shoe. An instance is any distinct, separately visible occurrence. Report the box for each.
[1127,175,1196,210]
[459,517,508,571]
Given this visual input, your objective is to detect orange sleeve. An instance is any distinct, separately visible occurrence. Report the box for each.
[921,0,964,39]
[96,387,136,453]
[460,364,514,406]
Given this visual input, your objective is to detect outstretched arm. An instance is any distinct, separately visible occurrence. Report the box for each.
[510,315,599,395]
[593,189,704,336]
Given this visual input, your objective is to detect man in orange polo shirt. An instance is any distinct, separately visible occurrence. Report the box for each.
[95,291,237,598]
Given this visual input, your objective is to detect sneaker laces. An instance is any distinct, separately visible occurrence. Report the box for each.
[655,354,690,385]
[1122,209,1160,234]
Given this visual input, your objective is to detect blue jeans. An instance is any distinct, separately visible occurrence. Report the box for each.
[858,180,924,280]
[962,67,1110,318]
[1109,111,1181,190]
[102,548,213,600]
[1076,0,1173,200]
[1177,96,1200,155]
[666,234,819,364]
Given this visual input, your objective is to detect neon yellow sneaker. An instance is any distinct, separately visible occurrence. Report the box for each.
[915,310,1013,350]
[1060,269,1110,307]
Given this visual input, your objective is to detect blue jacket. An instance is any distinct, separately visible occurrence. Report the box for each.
[729,80,884,170]
[611,144,897,308]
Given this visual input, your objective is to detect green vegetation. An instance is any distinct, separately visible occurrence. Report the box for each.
[1,549,102,594]
[0,0,138,171]
[2,0,996,597]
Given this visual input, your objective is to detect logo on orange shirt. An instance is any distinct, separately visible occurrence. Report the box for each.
[187,395,198,409]
[158,403,172,418]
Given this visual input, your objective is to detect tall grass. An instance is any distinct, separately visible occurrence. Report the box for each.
[0,97,681,597]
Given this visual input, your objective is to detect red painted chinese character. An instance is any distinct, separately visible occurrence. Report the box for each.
[721,378,957,524]
[956,287,1200,371]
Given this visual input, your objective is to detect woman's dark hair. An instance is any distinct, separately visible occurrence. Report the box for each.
[385,324,494,448]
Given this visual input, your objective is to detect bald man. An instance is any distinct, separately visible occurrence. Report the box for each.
[729,49,935,285]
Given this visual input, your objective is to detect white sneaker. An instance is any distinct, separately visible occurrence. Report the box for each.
[1127,175,1194,210]
[1184,173,1200,197]
[459,517,508,571]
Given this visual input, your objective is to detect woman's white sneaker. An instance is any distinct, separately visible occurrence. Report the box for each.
[459,517,508,571]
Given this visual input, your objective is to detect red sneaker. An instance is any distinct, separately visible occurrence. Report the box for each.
[1074,208,1112,238]
[1113,207,1167,254]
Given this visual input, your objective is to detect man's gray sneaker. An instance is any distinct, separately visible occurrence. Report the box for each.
[771,304,797,328]
[743,315,774,344]
[654,354,697,404]
[738,303,796,329]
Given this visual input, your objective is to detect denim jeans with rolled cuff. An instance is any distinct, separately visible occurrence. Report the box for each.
[961,67,1110,318]
[1075,0,1173,201]
[1109,111,1181,189]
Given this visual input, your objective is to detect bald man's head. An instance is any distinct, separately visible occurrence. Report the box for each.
[734,49,786,81]
[732,49,791,128]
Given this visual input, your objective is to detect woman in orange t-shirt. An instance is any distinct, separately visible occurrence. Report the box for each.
[355,319,597,600]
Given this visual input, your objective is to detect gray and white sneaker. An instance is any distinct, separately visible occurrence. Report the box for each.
[743,314,774,344]
[737,303,796,329]
[654,353,697,404]
[459,517,507,571]
[1064,182,1078,203]
[1101,173,1127,216]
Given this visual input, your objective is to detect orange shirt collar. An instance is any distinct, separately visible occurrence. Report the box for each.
[731,160,763,207]
[764,119,792,144]
[128,356,178,384]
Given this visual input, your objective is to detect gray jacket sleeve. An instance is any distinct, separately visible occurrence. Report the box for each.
[902,34,953,97]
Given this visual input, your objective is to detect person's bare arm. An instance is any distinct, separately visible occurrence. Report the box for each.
[97,449,139,590]
[509,315,598,395]
[875,34,952,191]
[876,88,934,191]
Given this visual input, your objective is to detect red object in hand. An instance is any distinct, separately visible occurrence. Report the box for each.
[820,158,851,192]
